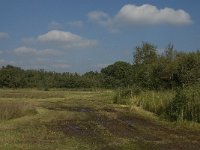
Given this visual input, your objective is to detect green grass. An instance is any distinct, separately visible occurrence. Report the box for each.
[130,90,175,115]
[165,85,200,122]
[0,89,200,150]
[115,85,200,123]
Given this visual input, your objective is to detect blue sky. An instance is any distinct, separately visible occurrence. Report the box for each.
[0,0,200,72]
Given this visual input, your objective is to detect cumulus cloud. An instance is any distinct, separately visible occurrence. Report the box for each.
[0,32,10,39]
[23,30,97,49]
[67,21,83,28]
[14,46,63,56]
[88,4,192,30]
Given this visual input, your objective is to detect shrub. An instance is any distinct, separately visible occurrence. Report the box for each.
[113,87,141,104]
[164,84,200,122]
[131,90,174,115]
[164,89,187,121]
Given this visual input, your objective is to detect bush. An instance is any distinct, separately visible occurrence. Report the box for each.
[113,87,141,104]
[131,90,174,115]
[164,89,187,121]
[164,84,200,122]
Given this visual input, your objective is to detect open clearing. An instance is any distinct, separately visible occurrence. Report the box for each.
[0,89,200,150]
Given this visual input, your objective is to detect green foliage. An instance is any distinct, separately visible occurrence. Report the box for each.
[165,84,200,122]
[134,42,158,65]
[113,87,141,104]
[130,84,200,123]
[165,89,188,121]
[0,65,25,88]
[131,90,174,115]
[0,43,200,90]
[101,61,133,87]
[0,66,103,89]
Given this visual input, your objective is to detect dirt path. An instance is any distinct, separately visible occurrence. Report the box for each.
[44,99,200,150]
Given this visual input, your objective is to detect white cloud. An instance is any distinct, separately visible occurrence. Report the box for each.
[67,21,83,28]
[88,4,192,30]
[115,4,192,26]
[14,46,37,55]
[38,30,80,42]
[14,46,63,56]
[23,30,97,49]
[0,32,10,39]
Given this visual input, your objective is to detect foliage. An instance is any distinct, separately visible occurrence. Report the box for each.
[131,90,174,115]
[134,42,158,65]
[113,87,141,104]
[0,43,200,90]
[101,61,133,87]
[165,84,200,122]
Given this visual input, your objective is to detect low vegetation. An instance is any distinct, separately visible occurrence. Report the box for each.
[0,101,36,120]
[131,90,174,115]
[114,83,200,123]
[165,84,200,122]
[0,89,200,150]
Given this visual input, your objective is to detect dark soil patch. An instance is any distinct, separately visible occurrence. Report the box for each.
[118,113,159,128]
[57,121,99,137]
[101,107,117,113]
[102,119,137,138]
[64,106,94,113]
[45,104,200,150]
[43,102,94,113]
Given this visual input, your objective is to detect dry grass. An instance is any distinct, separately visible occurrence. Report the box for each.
[0,101,37,120]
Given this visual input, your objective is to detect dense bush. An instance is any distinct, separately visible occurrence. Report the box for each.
[131,90,174,115]
[165,84,200,122]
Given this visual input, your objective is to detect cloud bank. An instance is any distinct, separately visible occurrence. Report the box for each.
[88,4,192,31]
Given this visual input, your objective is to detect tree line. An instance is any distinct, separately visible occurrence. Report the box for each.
[0,42,200,89]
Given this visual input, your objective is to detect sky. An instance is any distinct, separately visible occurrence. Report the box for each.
[0,0,200,73]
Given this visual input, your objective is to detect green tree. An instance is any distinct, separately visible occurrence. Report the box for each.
[101,61,133,87]
[134,42,158,65]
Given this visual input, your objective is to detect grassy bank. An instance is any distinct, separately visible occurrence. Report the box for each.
[114,84,200,123]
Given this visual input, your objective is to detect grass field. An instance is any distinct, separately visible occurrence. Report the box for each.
[0,89,200,150]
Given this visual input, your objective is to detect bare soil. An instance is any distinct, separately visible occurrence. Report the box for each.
[46,104,200,150]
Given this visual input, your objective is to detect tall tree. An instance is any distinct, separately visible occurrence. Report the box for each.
[134,42,158,65]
